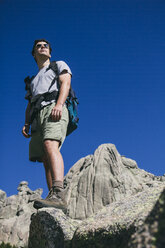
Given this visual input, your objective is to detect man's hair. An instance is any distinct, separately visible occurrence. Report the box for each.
[31,39,52,56]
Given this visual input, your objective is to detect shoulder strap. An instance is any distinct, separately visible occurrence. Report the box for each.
[48,61,59,75]
[46,61,60,91]
[47,61,74,98]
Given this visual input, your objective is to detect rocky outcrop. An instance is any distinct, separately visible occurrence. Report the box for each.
[0,144,165,248]
[28,144,165,248]
[28,208,81,248]
[28,186,165,248]
[128,187,165,248]
[0,181,42,248]
[64,144,164,219]
[72,185,165,248]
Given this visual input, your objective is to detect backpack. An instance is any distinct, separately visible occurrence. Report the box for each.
[48,61,79,136]
[25,61,79,136]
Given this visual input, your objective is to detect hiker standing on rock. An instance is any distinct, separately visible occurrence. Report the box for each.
[22,39,73,211]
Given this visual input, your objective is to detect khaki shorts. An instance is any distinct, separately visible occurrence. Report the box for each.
[29,103,69,162]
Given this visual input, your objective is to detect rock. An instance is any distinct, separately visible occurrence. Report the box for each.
[28,186,165,248]
[0,217,17,244]
[1,143,165,248]
[128,188,165,248]
[0,204,18,219]
[0,182,43,248]
[121,156,138,168]
[28,208,81,248]
[17,181,33,199]
[72,185,165,248]
[17,202,35,216]
[28,144,165,248]
[64,144,164,219]
[0,190,7,205]
[6,195,18,206]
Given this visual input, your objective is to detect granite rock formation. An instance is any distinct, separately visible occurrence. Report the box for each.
[64,144,164,219]
[128,187,165,248]
[29,185,165,248]
[72,185,165,248]
[28,144,165,248]
[28,208,81,248]
[0,181,42,248]
[0,143,165,248]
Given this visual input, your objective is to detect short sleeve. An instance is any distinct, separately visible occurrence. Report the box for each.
[57,61,72,77]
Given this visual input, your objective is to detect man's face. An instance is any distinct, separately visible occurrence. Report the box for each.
[34,41,51,60]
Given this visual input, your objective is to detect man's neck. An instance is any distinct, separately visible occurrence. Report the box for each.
[37,58,50,70]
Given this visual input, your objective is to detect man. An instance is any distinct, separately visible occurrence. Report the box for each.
[22,39,72,211]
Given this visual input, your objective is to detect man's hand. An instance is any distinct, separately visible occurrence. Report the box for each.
[22,124,31,138]
[51,104,63,121]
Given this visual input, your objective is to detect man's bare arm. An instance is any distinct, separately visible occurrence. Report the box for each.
[51,73,71,121]
[22,102,31,138]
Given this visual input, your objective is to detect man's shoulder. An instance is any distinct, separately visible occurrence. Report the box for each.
[55,60,67,66]
[50,60,68,70]
[50,60,72,75]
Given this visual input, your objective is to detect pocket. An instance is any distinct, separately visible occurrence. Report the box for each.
[61,106,69,123]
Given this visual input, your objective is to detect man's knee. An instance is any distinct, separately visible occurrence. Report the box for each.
[43,139,60,153]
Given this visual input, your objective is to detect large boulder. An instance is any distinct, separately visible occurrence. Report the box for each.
[28,208,81,248]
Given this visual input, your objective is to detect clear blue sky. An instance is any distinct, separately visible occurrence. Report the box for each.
[1,0,165,198]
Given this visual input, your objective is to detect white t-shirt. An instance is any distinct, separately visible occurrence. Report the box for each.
[27,61,72,107]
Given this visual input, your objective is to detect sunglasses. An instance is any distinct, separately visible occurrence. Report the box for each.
[35,43,49,49]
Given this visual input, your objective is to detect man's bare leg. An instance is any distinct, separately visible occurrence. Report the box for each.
[34,139,67,210]
[43,139,64,185]
[43,156,52,190]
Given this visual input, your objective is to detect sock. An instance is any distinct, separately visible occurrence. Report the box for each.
[52,180,63,190]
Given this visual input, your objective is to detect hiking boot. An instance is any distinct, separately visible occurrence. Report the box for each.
[45,187,54,200]
[33,187,67,212]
